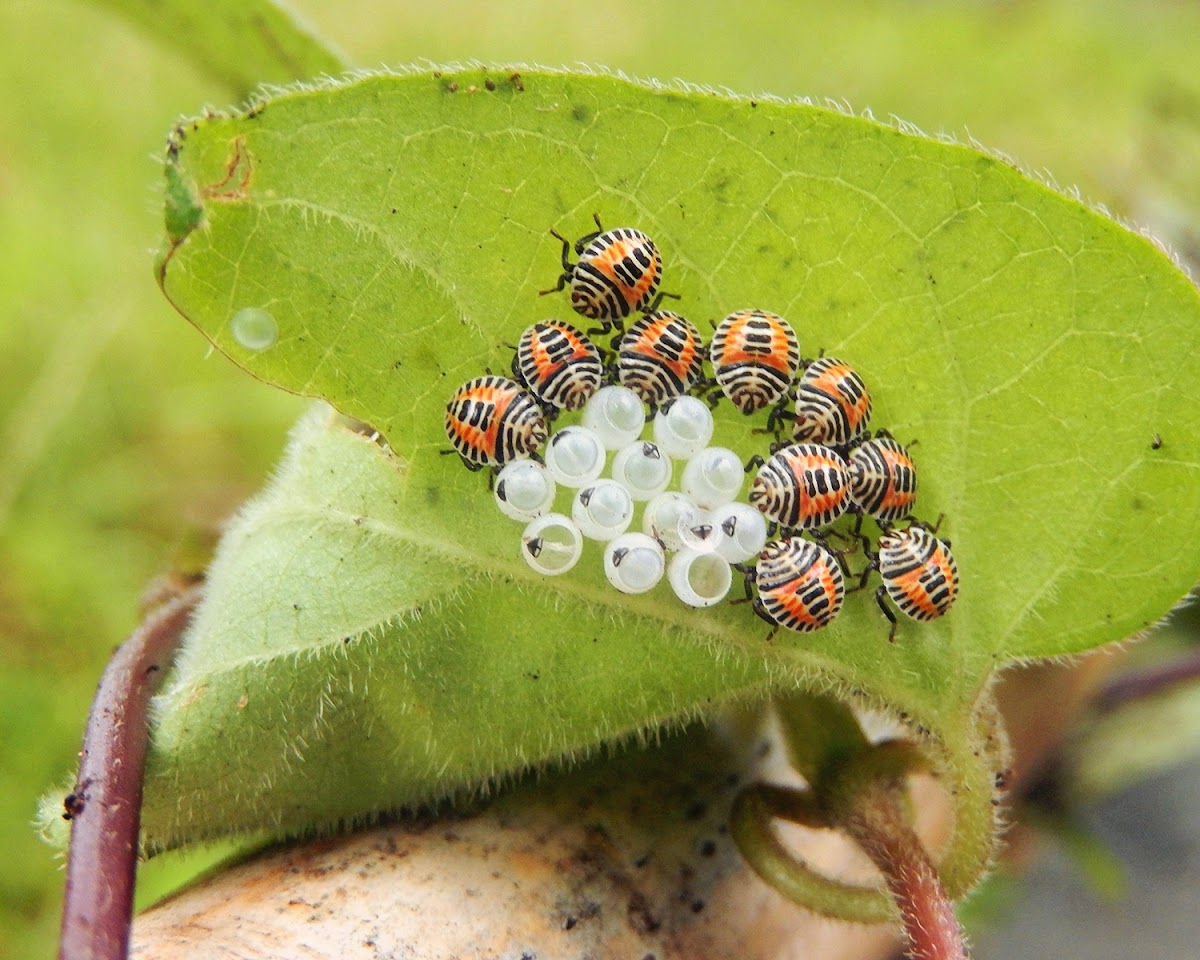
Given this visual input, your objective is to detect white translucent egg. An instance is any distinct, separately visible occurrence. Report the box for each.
[572,480,635,541]
[642,491,698,552]
[680,446,745,509]
[610,440,672,500]
[677,506,718,554]
[603,532,666,595]
[543,425,606,488]
[521,513,583,576]
[581,385,646,449]
[493,459,556,521]
[652,396,714,459]
[709,501,769,563]
[668,550,733,607]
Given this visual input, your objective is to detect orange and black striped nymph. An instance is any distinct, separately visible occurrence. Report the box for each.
[749,443,851,531]
[616,310,705,409]
[709,309,801,414]
[791,357,873,448]
[444,375,547,470]
[751,538,845,633]
[540,218,663,327]
[847,436,918,525]
[512,320,603,412]
[875,525,959,640]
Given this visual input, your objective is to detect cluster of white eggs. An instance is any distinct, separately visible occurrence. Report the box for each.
[492,386,768,607]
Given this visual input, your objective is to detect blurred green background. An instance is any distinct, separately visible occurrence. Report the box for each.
[2,1,1197,958]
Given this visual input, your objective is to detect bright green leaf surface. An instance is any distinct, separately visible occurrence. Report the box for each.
[94,0,348,95]
[139,66,1200,851]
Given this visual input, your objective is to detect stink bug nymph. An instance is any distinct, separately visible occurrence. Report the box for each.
[788,357,873,448]
[615,310,705,413]
[871,525,959,641]
[512,320,604,414]
[444,375,547,470]
[847,435,918,526]
[748,443,851,531]
[709,309,800,415]
[748,537,846,635]
[539,214,663,329]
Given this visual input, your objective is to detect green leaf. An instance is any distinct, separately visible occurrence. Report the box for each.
[93,0,347,95]
[141,67,1200,861]
[114,403,784,850]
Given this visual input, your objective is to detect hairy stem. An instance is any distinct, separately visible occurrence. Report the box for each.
[841,780,970,960]
[58,585,202,960]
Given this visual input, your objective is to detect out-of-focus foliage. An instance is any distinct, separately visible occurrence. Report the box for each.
[5,2,1198,959]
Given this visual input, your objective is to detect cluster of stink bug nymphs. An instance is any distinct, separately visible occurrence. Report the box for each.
[444,215,960,640]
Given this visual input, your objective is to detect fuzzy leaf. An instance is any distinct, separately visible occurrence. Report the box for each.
[135,66,1200,852]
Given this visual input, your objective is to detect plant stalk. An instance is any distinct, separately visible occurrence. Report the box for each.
[58,585,202,960]
[841,780,970,960]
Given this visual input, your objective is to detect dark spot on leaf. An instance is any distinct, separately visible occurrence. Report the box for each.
[572,104,591,123]
[1151,432,1163,449]
[1131,497,1144,511]
[627,892,661,934]
[446,82,458,93]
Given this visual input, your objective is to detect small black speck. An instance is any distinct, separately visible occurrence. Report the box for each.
[572,104,591,123]
[690,899,706,913]
[391,208,397,214]
[485,78,496,91]
[633,853,650,868]
[342,636,352,644]
[685,801,706,821]
[750,100,757,108]
[293,603,301,611]
[699,840,717,857]
[563,916,577,930]
[1151,432,1163,449]
[528,672,540,680]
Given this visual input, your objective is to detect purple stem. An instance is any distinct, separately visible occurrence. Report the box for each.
[58,585,202,960]
[1096,649,1200,713]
